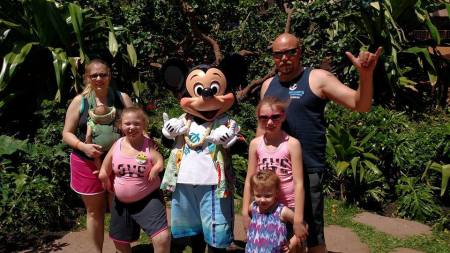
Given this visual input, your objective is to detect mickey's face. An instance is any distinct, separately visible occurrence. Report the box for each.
[180,67,235,121]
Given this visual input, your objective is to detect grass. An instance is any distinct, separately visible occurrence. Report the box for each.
[73,198,449,253]
[324,198,450,253]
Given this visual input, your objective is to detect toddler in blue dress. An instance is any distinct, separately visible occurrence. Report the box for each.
[245,170,303,253]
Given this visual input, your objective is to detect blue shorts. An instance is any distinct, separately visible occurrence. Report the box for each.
[171,184,234,248]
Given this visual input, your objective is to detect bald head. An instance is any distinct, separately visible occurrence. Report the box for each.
[271,33,303,82]
[272,33,300,51]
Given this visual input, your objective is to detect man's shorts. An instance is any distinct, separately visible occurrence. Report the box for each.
[70,152,104,195]
[171,184,234,248]
[304,172,325,247]
[110,190,168,243]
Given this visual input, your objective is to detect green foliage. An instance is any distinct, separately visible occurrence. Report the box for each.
[290,0,449,110]
[34,100,67,145]
[229,101,257,196]
[0,139,77,250]
[326,103,450,178]
[145,92,184,160]
[1,166,63,244]
[232,154,247,198]
[422,123,450,197]
[393,119,449,176]
[423,162,450,197]
[355,0,438,88]
[0,135,28,156]
[231,101,257,144]
[292,0,361,76]
[0,0,139,118]
[0,100,78,251]
[395,175,442,222]
[326,123,387,206]
[326,103,449,223]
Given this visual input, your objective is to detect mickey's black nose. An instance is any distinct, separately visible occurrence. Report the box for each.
[202,88,214,99]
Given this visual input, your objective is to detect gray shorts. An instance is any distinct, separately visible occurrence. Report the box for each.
[110,190,168,243]
[304,172,325,247]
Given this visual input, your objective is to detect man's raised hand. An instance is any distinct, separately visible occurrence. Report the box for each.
[345,47,383,75]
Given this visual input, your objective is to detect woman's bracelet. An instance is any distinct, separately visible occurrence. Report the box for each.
[75,140,82,150]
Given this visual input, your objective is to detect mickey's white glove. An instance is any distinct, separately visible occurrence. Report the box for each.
[162,113,189,139]
[205,121,240,148]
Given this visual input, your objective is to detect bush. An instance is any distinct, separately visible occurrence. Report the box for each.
[0,101,79,251]
[395,176,442,222]
[325,103,450,226]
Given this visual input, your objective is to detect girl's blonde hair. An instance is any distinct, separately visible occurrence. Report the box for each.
[250,170,280,193]
[81,59,111,96]
[256,96,289,116]
[117,106,150,132]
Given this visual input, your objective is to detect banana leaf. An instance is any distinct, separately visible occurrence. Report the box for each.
[26,0,70,47]
[50,48,69,101]
[68,3,85,60]
[127,43,137,67]
[0,42,36,92]
[423,162,450,196]
[403,47,437,86]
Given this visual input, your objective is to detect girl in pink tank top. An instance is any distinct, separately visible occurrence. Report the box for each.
[98,107,170,253]
[242,96,308,250]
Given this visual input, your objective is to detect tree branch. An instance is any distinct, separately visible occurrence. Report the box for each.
[284,3,293,33]
[175,34,193,57]
[238,50,255,57]
[150,62,162,69]
[179,0,222,65]
[236,67,276,101]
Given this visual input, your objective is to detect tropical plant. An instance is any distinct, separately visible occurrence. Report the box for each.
[291,0,449,110]
[0,99,79,251]
[0,134,77,250]
[326,123,387,206]
[348,0,450,109]
[395,175,442,222]
[0,0,139,114]
[420,119,450,199]
[423,162,450,197]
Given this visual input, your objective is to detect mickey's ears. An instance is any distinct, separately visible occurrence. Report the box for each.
[161,58,189,92]
[219,54,247,90]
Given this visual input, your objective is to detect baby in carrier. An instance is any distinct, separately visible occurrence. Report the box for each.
[86,104,120,173]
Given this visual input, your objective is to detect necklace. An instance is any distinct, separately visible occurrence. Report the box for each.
[183,117,213,149]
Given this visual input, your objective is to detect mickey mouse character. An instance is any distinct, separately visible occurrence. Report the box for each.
[160,55,246,252]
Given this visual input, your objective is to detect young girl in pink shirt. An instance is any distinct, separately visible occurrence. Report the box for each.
[242,96,308,251]
[99,106,170,253]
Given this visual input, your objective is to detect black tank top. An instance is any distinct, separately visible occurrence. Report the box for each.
[264,68,328,172]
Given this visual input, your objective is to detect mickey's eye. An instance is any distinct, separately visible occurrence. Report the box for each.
[193,83,204,96]
[210,82,220,95]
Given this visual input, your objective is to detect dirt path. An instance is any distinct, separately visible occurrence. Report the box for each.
[353,212,432,238]
[22,212,432,253]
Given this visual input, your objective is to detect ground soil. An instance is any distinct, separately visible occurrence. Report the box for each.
[20,212,432,253]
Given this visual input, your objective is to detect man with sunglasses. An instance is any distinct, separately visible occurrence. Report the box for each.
[260,32,382,253]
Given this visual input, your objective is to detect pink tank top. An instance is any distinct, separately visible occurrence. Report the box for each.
[112,137,160,203]
[256,135,295,208]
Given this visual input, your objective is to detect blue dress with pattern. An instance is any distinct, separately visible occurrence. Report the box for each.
[245,202,288,253]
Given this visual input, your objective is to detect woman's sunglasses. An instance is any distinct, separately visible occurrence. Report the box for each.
[89,73,109,80]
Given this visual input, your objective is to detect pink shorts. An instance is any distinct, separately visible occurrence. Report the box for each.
[70,152,104,195]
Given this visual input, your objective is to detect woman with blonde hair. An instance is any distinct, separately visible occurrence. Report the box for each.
[62,59,133,252]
